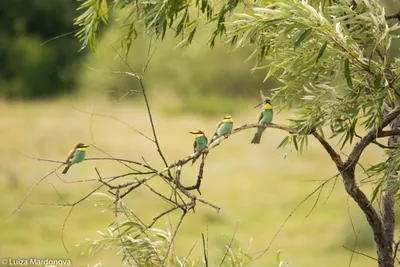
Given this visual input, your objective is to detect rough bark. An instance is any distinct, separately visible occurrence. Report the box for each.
[314,105,400,267]
[381,113,400,266]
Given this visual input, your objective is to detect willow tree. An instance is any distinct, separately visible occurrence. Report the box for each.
[75,0,400,266]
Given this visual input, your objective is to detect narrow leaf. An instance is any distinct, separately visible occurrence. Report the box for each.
[294,28,312,50]
[293,136,298,151]
[344,58,353,89]
[370,181,382,204]
[316,41,327,63]
[374,74,382,89]
[277,136,290,149]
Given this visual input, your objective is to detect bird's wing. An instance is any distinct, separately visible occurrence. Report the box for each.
[213,121,223,136]
[193,139,197,152]
[257,111,263,123]
[65,149,75,163]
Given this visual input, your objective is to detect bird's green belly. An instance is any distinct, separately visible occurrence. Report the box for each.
[195,136,208,152]
[71,150,86,164]
[260,109,273,123]
[218,122,233,136]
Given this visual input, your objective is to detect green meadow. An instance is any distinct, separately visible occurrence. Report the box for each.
[2,3,398,265]
[0,98,383,267]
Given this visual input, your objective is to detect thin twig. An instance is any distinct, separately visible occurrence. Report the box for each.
[202,233,209,267]
[343,246,379,262]
[219,222,239,267]
[251,174,338,262]
[61,206,75,253]
[4,164,64,219]
[161,211,188,266]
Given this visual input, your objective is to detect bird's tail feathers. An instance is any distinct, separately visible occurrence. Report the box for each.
[62,164,71,174]
[251,134,261,144]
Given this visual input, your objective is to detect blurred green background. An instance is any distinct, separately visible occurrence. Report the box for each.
[1,0,399,266]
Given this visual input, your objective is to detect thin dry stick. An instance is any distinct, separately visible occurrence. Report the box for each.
[111,46,170,173]
[219,222,239,267]
[4,164,64,219]
[182,242,197,267]
[61,206,75,253]
[343,246,379,262]
[302,185,324,223]
[202,233,209,267]
[116,203,138,267]
[71,105,153,142]
[347,196,359,267]
[251,174,338,262]
[48,183,70,205]
[161,211,188,266]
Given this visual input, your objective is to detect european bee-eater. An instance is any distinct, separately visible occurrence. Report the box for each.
[251,99,273,144]
[190,130,208,164]
[210,114,233,144]
[62,142,89,174]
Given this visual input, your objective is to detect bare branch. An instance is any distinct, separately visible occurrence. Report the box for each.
[345,105,400,169]
[202,232,209,267]
[219,222,239,267]
[312,131,343,169]
[343,246,379,262]
[251,174,338,262]
[4,164,64,219]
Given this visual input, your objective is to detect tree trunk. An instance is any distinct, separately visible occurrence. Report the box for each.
[380,115,400,267]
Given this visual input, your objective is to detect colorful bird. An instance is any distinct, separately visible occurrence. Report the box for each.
[210,114,233,144]
[189,130,208,164]
[251,99,273,144]
[62,142,89,174]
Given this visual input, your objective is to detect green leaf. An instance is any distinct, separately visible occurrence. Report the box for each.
[293,135,298,151]
[370,181,382,204]
[344,58,353,89]
[294,28,312,50]
[316,41,327,63]
[276,250,281,264]
[277,136,290,149]
[374,74,382,89]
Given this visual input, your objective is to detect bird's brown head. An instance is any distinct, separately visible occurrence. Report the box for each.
[74,143,89,149]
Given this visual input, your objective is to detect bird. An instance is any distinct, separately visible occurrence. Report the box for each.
[251,99,273,144]
[189,130,208,164]
[210,114,233,144]
[62,142,89,174]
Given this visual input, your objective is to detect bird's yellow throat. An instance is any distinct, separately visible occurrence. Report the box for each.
[264,103,272,109]
[77,147,87,152]
[223,118,233,123]
[193,133,203,139]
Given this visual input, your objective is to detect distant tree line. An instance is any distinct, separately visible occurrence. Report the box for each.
[0,0,84,99]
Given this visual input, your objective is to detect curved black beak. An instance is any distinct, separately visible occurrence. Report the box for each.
[253,102,264,109]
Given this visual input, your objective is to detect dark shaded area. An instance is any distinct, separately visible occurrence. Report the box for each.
[0,0,83,99]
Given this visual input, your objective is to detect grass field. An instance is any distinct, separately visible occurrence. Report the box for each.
[0,98,382,267]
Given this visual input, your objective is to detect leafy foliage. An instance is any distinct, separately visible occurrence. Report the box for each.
[79,220,171,266]
[75,0,400,149]
[229,0,399,144]
[74,0,248,53]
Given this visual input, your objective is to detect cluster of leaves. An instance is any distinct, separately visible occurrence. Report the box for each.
[79,219,171,266]
[75,0,248,54]
[227,0,400,151]
[367,147,400,203]
[79,193,253,266]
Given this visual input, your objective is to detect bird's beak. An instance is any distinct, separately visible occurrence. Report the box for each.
[83,145,90,148]
[253,102,264,109]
